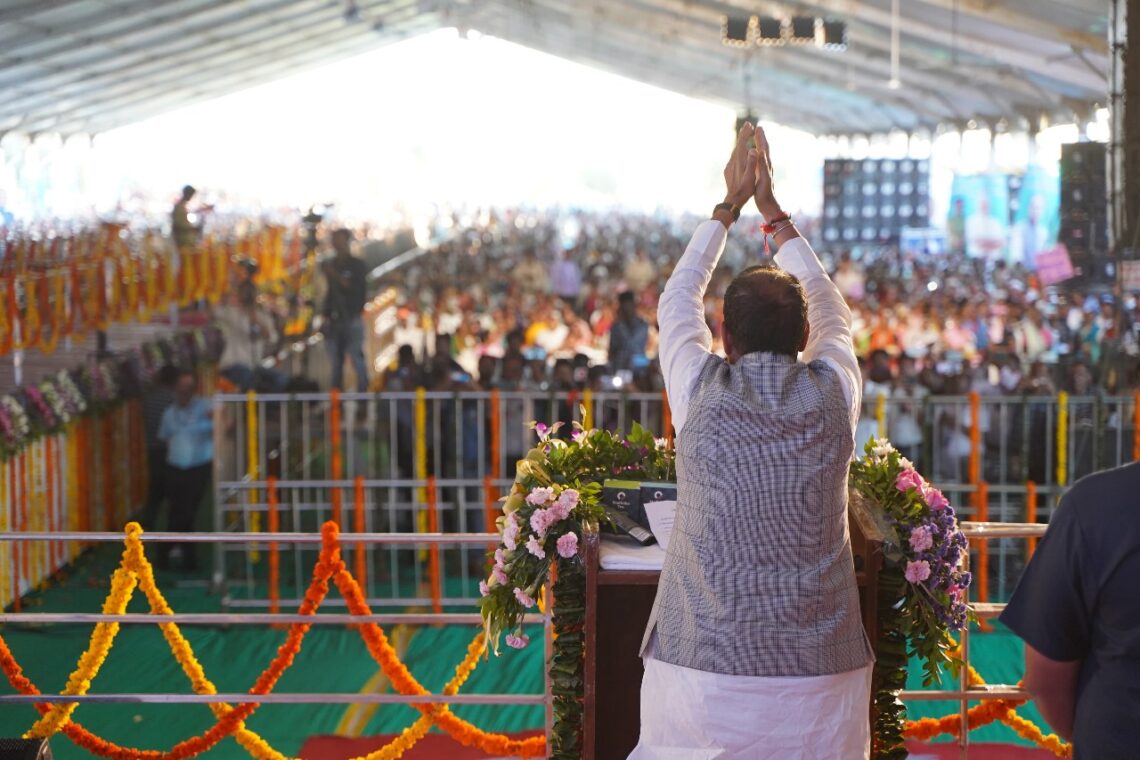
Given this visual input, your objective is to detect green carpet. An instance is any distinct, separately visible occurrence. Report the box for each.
[1,544,1048,758]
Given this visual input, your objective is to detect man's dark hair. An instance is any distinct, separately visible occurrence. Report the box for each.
[722,263,808,358]
[618,291,636,307]
[156,364,181,388]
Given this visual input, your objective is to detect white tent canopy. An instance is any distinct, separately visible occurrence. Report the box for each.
[0,0,1109,137]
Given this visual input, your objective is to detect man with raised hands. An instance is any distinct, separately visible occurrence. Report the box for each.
[631,124,872,759]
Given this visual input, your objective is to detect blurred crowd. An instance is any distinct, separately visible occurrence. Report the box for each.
[366,209,1140,403]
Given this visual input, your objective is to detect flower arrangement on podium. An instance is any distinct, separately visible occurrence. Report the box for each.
[479,419,674,760]
[849,437,973,760]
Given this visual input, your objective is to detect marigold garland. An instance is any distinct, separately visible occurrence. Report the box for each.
[0,522,540,759]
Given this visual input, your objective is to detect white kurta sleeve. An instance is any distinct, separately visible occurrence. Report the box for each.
[774,238,861,432]
[657,220,727,434]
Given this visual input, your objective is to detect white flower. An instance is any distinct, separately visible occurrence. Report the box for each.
[898,456,914,471]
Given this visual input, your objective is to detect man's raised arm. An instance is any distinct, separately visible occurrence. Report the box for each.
[752,127,860,429]
[658,123,760,433]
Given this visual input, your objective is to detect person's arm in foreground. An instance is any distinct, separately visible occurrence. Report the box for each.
[999,497,1089,742]
[1023,644,1080,741]
[756,128,860,426]
[657,123,759,431]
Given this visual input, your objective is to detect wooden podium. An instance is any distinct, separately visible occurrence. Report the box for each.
[581,516,881,760]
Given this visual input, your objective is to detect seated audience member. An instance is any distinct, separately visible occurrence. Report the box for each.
[1000,461,1140,758]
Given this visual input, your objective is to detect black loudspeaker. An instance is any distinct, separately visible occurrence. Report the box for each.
[1059,142,1109,283]
[0,739,51,760]
[821,158,930,247]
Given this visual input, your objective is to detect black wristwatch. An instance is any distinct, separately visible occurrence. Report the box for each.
[713,201,741,222]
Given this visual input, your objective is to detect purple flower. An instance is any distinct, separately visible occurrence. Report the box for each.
[535,422,549,437]
[513,587,535,608]
[556,532,579,559]
[905,560,932,584]
[479,580,490,597]
[895,469,924,493]
[909,526,934,553]
[505,633,530,649]
[525,535,546,559]
[571,430,585,443]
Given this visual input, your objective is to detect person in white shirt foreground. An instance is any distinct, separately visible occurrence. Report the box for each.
[630,124,873,759]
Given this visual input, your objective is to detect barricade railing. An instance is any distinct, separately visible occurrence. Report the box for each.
[0,529,553,750]
[212,389,1122,607]
[899,521,1049,759]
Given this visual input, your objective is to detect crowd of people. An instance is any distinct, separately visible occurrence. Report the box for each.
[195,204,1140,492]
[360,209,1139,402]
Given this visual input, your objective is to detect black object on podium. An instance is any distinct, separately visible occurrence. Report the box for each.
[0,739,51,760]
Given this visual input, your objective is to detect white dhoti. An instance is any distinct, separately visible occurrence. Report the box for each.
[629,637,872,760]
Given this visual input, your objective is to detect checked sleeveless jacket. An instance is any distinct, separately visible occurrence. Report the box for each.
[641,351,874,677]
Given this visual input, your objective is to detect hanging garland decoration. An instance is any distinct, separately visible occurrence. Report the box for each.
[24,272,43,351]
[37,268,66,355]
[0,273,16,355]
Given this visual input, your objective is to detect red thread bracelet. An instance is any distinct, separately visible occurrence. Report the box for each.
[761,215,793,256]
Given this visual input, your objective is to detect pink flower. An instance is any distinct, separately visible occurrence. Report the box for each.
[479,580,490,597]
[505,633,530,649]
[526,487,555,506]
[530,509,552,537]
[502,514,520,550]
[513,587,535,608]
[556,532,579,559]
[556,489,579,509]
[490,566,509,586]
[571,430,585,443]
[895,468,924,494]
[905,560,932,584]
[923,485,949,511]
[909,526,933,552]
[494,548,509,569]
[525,535,546,559]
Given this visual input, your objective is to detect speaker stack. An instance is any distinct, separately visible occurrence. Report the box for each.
[822,158,930,247]
[1059,142,1111,283]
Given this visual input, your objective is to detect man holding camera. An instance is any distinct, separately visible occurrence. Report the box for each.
[632,124,871,759]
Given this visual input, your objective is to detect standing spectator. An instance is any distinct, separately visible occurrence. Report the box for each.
[550,248,583,306]
[214,281,282,391]
[1000,462,1140,756]
[512,248,549,295]
[322,228,369,392]
[624,248,656,294]
[608,291,649,371]
[889,356,927,467]
[157,370,213,572]
[140,365,179,531]
[171,185,202,252]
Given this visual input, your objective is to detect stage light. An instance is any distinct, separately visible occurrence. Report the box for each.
[0,738,51,759]
[722,15,754,47]
[790,16,817,43]
[757,16,784,45]
[822,20,847,49]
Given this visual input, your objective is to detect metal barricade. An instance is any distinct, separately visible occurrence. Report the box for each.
[212,390,670,608]
[0,529,553,747]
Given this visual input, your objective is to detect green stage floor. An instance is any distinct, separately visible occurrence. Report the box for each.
[0,544,1049,759]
